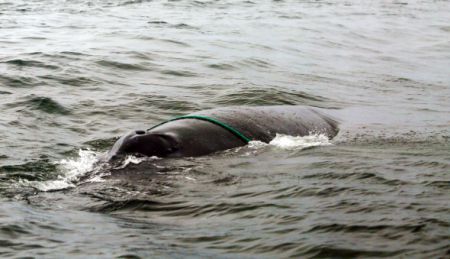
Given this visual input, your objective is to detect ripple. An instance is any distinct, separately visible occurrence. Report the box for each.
[305,223,425,234]
[272,185,362,199]
[159,39,191,47]
[59,51,85,56]
[147,20,168,25]
[118,0,153,6]
[301,171,408,186]
[96,60,149,71]
[83,137,119,150]
[424,180,450,189]
[38,75,98,87]
[211,87,330,106]
[173,23,197,30]
[207,63,236,71]
[93,198,289,218]
[298,246,406,258]
[160,70,197,77]
[4,59,59,70]
[0,160,57,181]
[0,224,31,238]
[133,94,199,112]
[0,75,43,88]
[0,240,45,250]
[238,58,273,69]
[90,199,165,213]
[160,202,289,217]
[180,235,229,243]
[147,21,198,30]
[6,96,71,115]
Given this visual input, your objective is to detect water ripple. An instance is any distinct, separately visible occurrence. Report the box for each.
[212,87,331,106]
[5,95,71,115]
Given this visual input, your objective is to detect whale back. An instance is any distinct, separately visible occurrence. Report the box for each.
[192,106,339,143]
[106,105,339,160]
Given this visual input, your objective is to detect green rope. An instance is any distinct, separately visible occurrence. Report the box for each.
[148,115,251,143]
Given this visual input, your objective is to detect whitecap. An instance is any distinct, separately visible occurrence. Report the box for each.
[27,149,100,192]
[269,133,332,150]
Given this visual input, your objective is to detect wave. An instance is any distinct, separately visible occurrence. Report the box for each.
[5,95,71,115]
[21,150,100,192]
[95,60,149,71]
[4,59,59,70]
[211,87,333,107]
[0,75,42,88]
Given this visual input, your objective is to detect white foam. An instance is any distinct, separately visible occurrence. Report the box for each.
[24,135,330,191]
[269,133,332,150]
[247,140,268,149]
[184,176,196,181]
[30,149,100,192]
[114,155,159,169]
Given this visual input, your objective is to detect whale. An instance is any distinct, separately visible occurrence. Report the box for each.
[106,106,339,161]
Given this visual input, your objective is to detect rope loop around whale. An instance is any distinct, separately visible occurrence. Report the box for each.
[148,115,252,143]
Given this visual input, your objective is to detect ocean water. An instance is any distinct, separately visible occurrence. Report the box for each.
[1,0,449,257]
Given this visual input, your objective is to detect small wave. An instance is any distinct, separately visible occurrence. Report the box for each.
[0,74,42,88]
[133,94,199,112]
[160,69,197,77]
[6,95,70,115]
[269,133,332,150]
[4,59,59,70]
[0,160,57,176]
[238,58,273,69]
[299,246,405,258]
[148,20,168,25]
[147,21,198,30]
[305,223,425,234]
[173,23,197,30]
[99,200,288,216]
[29,96,70,115]
[211,87,331,106]
[91,199,166,213]
[96,60,148,71]
[207,63,236,71]
[83,137,119,150]
[38,74,98,87]
[25,150,100,192]
[118,0,152,6]
[159,39,191,47]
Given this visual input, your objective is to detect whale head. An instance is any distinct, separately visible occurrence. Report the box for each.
[106,130,179,161]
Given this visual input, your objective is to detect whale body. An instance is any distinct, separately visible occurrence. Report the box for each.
[107,106,339,160]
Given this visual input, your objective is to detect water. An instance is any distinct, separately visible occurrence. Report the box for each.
[1,0,449,257]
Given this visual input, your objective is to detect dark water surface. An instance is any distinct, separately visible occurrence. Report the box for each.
[1,0,449,257]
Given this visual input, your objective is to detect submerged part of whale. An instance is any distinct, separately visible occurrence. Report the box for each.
[106,106,339,160]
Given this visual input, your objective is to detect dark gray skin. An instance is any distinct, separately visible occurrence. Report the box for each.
[106,106,339,161]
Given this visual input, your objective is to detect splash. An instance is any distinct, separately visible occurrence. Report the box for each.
[114,155,160,169]
[269,133,332,150]
[31,149,100,191]
[241,133,332,156]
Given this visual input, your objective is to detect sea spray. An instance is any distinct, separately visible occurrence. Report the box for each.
[25,149,100,191]
[269,133,332,150]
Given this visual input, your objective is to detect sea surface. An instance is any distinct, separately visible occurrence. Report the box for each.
[1,0,449,258]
